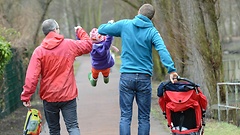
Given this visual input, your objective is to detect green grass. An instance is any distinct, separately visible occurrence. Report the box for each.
[204,119,240,135]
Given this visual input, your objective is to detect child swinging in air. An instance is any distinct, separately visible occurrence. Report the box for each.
[88,27,118,87]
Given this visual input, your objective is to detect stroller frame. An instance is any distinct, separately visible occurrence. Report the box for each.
[157,77,207,135]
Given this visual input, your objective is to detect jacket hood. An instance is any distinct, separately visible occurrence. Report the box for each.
[132,14,153,28]
[41,31,64,49]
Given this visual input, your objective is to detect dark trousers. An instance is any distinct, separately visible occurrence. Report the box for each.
[43,98,80,135]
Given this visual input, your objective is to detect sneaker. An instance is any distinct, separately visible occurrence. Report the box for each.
[103,76,109,84]
[88,72,97,87]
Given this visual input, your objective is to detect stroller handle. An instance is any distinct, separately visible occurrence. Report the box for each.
[165,76,199,87]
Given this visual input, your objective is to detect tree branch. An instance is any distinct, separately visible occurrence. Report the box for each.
[33,0,53,45]
[121,0,139,10]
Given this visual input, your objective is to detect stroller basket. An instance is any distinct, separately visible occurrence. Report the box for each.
[157,77,207,135]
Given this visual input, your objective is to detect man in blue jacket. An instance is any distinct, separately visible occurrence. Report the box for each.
[98,3,178,135]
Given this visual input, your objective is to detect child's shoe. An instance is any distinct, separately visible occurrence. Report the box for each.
[103,76,109,84]
[88,72,97,87]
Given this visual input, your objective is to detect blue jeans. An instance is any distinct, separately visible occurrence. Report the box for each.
[119,73,152,135]
[43,98,80,135]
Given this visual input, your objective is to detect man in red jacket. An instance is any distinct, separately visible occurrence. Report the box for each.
[21,19,92,135]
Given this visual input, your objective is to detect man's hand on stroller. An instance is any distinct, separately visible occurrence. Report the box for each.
[170,72,178,83]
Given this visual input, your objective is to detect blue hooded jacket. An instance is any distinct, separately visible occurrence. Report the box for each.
[98,14,176,76]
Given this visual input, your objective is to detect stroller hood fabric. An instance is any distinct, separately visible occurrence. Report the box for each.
[157,81,199,97]
[157,79,207,135]
[158,81,207,113]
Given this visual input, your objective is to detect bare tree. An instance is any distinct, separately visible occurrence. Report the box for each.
[33,0,53,45]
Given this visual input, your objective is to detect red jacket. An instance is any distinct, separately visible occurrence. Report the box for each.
[21,28,92,102]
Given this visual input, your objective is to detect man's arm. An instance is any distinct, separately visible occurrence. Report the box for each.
[72,27,92,56]
[152,29,178,82]
[21,49,41,104]
[98,20,125,37]
[152,31,176,73]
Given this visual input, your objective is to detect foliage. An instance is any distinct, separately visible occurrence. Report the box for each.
[0,33,12,116]
[0,27,21,75]
[0,27,20,43]
[0,36,12,75]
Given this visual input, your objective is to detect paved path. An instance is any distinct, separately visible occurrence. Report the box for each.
[40,55,170,135]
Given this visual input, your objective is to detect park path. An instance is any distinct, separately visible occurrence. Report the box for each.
[40,55,170,135]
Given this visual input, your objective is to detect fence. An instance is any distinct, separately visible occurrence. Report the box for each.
[0,49,25,118]
[216,82,240,124]
[215,59,240,125]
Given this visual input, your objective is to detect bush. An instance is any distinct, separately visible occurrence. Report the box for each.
[0,36,11,74]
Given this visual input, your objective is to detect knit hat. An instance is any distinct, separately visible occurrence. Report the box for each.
[89,28,105,43]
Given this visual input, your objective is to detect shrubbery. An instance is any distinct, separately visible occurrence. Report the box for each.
[0,36,11,74]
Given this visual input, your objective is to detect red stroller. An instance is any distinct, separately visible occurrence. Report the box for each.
[157,77,207,135]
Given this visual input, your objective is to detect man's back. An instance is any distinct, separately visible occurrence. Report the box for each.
[98,14,156,75]
[22,28,92,103]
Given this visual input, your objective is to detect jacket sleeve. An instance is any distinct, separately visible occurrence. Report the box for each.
[98,20,125,37]
[72,27,92,56]
[152,29,176,73]
[21,49,41,102]
[103,35,113,50]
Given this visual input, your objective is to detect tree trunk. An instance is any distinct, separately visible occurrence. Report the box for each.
[33,0,53,45]
[177,0,223,108]
[153,0,223,115]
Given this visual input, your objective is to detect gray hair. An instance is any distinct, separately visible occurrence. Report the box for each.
[42,19,58,36]
[139,4,155,20]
